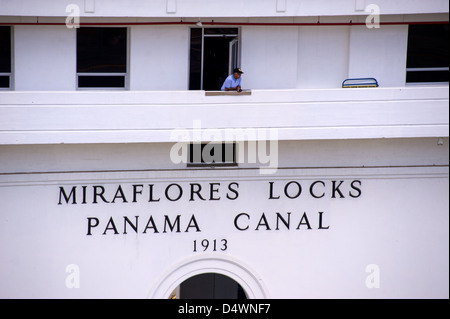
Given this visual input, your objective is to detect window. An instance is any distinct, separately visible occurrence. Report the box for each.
[189,28,240,90]
[0,26,12,89]
[406,24,449,83]
[188,143,237,167]
[77,27,128,88]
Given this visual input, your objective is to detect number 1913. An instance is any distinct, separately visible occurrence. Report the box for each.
[193,239,228,252]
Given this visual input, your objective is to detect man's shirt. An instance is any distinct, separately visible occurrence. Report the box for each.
[221,74,242,91]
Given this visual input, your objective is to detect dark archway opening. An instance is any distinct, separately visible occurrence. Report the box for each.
[170,273,248,299]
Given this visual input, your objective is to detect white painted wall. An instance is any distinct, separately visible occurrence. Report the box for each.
[129,26,189,90]
[2,20,443,91]
[0,164,448,298]
[241,26,298,89]
[348,25,409,87]
[1,87,448,145]
[14,26,76,90]
[0,138,448,174]
[297,26,350,88]
[243,24,409,89]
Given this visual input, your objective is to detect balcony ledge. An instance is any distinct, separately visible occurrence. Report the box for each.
[0,86,448,145]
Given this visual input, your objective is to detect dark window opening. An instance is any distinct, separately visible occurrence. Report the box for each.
[188,143,237,167]
[0,76,10,88]
[189,28,240,91]
[0,26,12,89]
[406,24,449,83]
[406,70,449,83]
[78,76,125,88]
[176,273,248,299]
[204,28,239,35]
[203,37,233,91]
[77,27,127,88]
[189,28,202,90]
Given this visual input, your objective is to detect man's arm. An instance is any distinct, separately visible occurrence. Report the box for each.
[225,86,241,91]
[224,78,242,92]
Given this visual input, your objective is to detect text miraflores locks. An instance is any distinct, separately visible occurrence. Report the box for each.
[56,180,362,236]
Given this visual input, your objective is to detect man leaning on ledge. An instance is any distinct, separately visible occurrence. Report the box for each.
[221,68,244,92]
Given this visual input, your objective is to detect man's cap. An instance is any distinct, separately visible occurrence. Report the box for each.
[233,68,244,74]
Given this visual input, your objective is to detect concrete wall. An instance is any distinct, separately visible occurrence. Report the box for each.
[12,25,190,91]
[243,24,409,89]
[241,26,299,89]
[0,138,448,174]
[348,25,409,87]
[3,22,422,91]
[129,26,189,90]
[14,26,76,90]
[0,139,448,298]
[297,26,350,89]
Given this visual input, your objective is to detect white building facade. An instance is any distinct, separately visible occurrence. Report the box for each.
[0,0,448,299]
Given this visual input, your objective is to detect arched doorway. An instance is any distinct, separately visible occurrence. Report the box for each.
[149,255,269,299]
[169,273,248,299]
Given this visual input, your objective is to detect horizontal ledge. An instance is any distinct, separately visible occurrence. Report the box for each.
[0,166,448,185]
[205,90,252,96]
[0,86,447,105]
[1,21,449,26]
[0,125,447,145]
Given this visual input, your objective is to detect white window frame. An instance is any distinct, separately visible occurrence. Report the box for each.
[405,67,450,86]
[229,38,239,75]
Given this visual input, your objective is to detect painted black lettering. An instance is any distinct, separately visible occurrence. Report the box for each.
[87,217,99,235]
[310,181,325,199]
[276,212,291,230]
[234,213,250,231]
[58,186,76,205]
[123,216,138,234]
[349,180,362,198]
[268,182,280,199]
[93,185,109,204]
[163,215,181,233]
[190,183,206,201]
[226,182,239,200]
[209,183,221,200]
[296,212,312,230]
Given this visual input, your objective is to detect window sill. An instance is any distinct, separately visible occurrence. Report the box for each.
[205,90,252,96]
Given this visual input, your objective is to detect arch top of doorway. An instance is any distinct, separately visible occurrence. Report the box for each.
[148,254,270,299]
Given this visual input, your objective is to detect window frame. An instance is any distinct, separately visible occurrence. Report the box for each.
[188,27,241,91]
[0,26,13,90]
[187,142,238,168]
[76,26,130,90]
[406,24,449,85]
